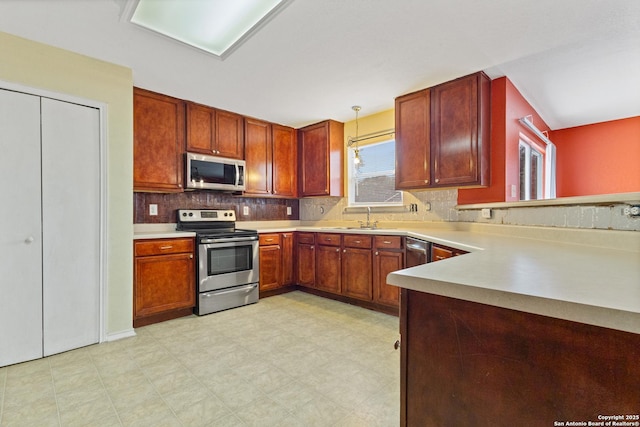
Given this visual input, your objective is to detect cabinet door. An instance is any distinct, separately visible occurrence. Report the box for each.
[297,243,315,287]
[431,72,490,187]
[0,89,43,367]
[216,109,244,159]
[134,252,195,318]
[186,102,216,154]
[259,245,282,291]
[342,247,372,301]
[272,124,297,197]
[134,88,184,192]
[395,89,431,189]
[373,250,403,308]
[281,232,294,286]
[245,118,272,195]
[298,120,344,197]
[315,244,341,294]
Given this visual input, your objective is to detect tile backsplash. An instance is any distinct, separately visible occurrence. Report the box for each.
[134,192,299,223]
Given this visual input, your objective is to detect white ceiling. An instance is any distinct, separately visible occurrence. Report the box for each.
[0,0,638,129]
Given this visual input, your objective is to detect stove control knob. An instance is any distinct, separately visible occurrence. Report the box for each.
[182,212,187,217]
[188,212,193,217]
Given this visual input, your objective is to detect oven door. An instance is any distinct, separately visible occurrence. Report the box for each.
[198,238,259,293]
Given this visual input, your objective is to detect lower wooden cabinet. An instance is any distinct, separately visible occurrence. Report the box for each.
[296,233,316,287]
[259,232,294,293]
[133,238,195,327]
[373,236,404,309]
[342,235,373,301]
[315,233,342,294]
[431,243,467,261]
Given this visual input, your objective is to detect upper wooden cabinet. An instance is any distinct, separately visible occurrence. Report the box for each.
[431,72,491,187]
[245,120,297,197]
[298,120,344,197]
[395,89,431,189]
[395,71,490,190]
[186,102,244,159]
[272,124,297,197]
[134,88,185,192]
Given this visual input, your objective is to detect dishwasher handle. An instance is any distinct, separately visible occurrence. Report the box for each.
[406,243,427,254]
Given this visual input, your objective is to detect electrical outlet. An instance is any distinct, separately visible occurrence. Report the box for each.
[149,204,158,216]
[286,206,292,216]
[481,208,492,219]
[623,205,640,217]
[511,185,517,198]
[424,202,431,211]
[243,206,249,216]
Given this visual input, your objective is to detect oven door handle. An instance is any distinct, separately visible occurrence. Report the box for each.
[200,236,258,244]
[201,283,258,297]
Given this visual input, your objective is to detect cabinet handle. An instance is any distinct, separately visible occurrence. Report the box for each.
[375,251,379,256]
[435,178,439,183]
[265,238,273,242]
[311,246,314,250]
[159,245,173,250]
[336,248,340,252]
[343,249,346,253]
[424,179,429,184]
[394,339,400,350]
[190,254,193,259]
[354,240,361,244]
[383,241,391,244]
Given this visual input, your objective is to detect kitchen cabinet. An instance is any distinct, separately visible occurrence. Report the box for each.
[296,233,316,287]
[400,289,640,426]
[259,233,282,292]
[245,120,297,197]
[431,243,467,261]
[134,238,195,327]
[372,236,404,309]
[281,232,294,286]
[259,232,294,293]
[272,124,297,197]
[431,71,491,187]
[341,235,373,301]
[298,120,344,197]
[134,88,185,192]
[315,233,342,294]
[395,71,490,190]
[395,89,431,189]
[185,102,244,159]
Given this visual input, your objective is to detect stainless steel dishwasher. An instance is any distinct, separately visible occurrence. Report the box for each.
[405,237,430,267]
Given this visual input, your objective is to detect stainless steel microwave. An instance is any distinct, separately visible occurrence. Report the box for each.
[185,152,246,191]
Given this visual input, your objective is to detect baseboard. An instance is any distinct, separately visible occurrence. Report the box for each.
[105,328,136,342]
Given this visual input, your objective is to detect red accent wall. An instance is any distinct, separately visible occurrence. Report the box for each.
[552,117,640,197]
[458,77,551,204]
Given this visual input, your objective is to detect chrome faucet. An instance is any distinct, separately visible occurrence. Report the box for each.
[358,207,378,229]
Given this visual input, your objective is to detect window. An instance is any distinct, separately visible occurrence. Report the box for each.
[518,134,556,201]
[348,139,403,206]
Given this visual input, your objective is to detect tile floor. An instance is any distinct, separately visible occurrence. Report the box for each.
[0,291,400,426]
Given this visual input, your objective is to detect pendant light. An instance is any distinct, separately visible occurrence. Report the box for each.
[352,105,362,166]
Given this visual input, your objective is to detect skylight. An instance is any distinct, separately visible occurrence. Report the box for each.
[128,0,289,59]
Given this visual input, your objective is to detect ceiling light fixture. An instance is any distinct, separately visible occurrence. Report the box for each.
[125,0,292,59]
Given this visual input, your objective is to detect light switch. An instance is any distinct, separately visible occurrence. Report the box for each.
[243,206,249,216]
[149,204,158,216]
[481,208,492,219]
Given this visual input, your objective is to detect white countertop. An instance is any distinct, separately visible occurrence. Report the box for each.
[134,221,640,334]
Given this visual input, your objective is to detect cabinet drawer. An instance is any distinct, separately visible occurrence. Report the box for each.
[259,233,281,246]
[374,236,402,249]
[135,238,194,256]
[297,232,315,245]
[343,234,372,249]
[317,233,341,246]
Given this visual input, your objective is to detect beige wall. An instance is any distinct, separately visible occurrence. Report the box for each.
[0,31,134,337]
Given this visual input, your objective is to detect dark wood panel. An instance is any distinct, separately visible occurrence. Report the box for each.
[272,124,297,197]
[401,290,640,426]
[215,109,244,159]
[185,102,216,154]
[259,244,282,292]
[133,88,184,192]
[245,117,272,195]
[341,247,372,301]
[373,250,402,308]
[395,89,431,189]
[315,244,341,294]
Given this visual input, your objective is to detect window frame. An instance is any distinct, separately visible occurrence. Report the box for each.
[347,138,403,207]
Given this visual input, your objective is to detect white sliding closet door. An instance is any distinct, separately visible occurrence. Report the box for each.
[41,98,100,356]
[0,89,100,367]
[0,89,44,367]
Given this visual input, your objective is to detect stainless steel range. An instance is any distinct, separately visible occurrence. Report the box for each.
[176,209,259,315]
